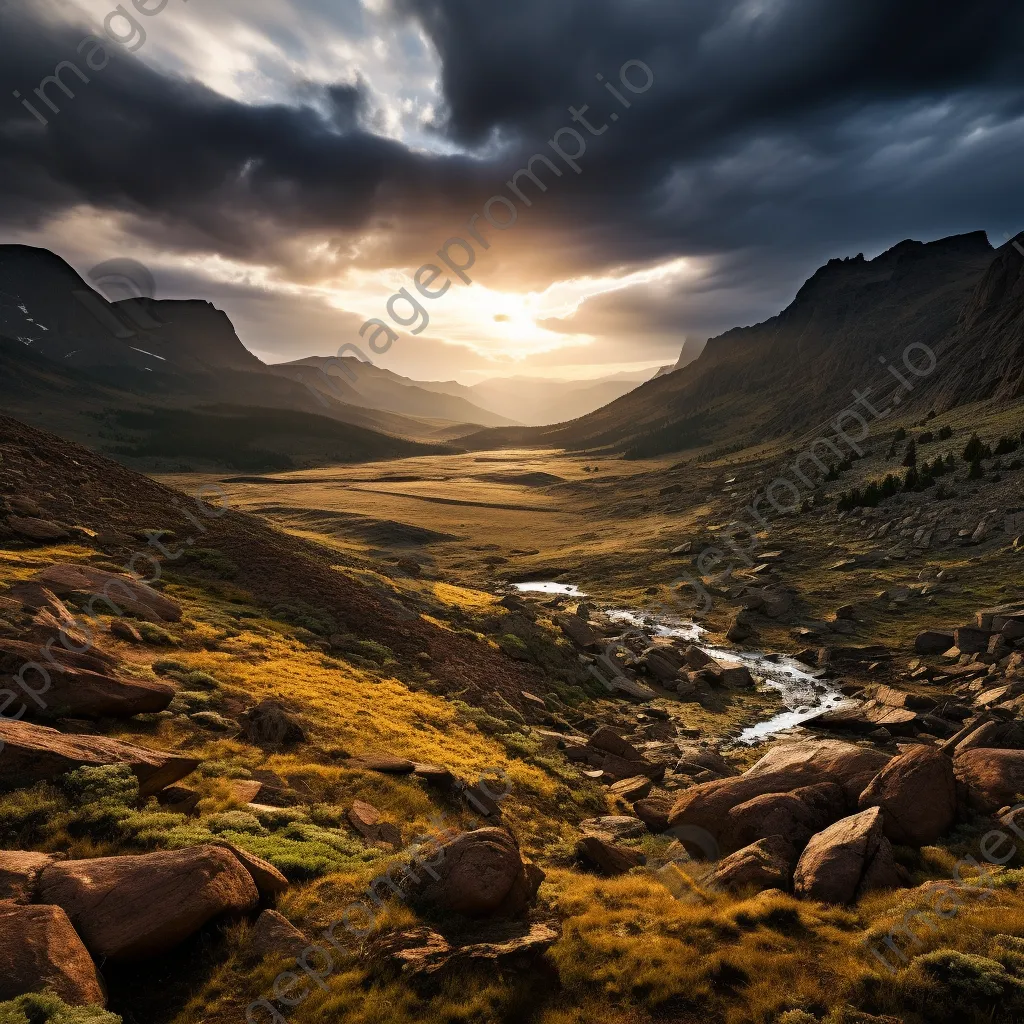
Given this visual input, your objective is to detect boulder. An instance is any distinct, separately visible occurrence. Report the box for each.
[793,808,903,904]
[807,702,918,736]
[608,776,653,801]
[157,786,201,815]
[401,828,542,918]
[916,630,955,655]
[0,850,56,903]
[0,636,115,676]
[575,837,647,875]
[705,836,797,894]
[556,615,599,650]
[721,782,845,855]
[669,740,890,848]
[955,626,993,655]
[0,903,105,1007]
[640,647,684,682]
[743,740,892,800]
[578,816,648,841]
[858,746,956,845]
[599,752,665,782]
[35,564,181,622]
[719,663,755,689]
[871,685,937,712]
[37,845,259,959]
[366,920,560,978]
[20,663,175,719]
[8,517,69,542]
[211,842,289,898]
[684,646,717,670]
[954,748,1024,814]
[588,726,642,761]
[0,718,199,796]
[348,799,403,849]
[238,700,306,746]
[245,909,309,960]
[633,796,674,833]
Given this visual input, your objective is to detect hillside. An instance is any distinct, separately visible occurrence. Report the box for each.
[462,231,1016,456]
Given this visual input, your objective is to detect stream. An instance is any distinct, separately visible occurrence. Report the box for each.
[511,582,849,745]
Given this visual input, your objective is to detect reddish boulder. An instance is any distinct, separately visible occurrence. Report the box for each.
[239,700,306,746]
[35,564,181,622]
[705,836,797,894]
[37,845,259,959]
[669,741,888,846]
[0,850,55,902]
[401,828,542,918]
[23,663,174,719]
[575,837,646,875]
[0,903,105,1006]
[793,808,903,904]
[743,740,892,800]
[589,726,642,761]
[722,782,845,854]
[348,800,403,849]
[245,909,309,960]
[0,718,199,796]
[8,517,69,542]
[954,748,1024,814]
[858,745,956,845]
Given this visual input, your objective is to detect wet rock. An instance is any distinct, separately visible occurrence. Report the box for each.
[0,903,105,1007]
[793,807,903,904]
[37,845,259,959]
[0,718,199,796]
[858,746,956,846]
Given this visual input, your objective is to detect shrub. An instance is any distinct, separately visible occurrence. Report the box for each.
[995,436,1020,456]
[963,434,992,463]
[185,548,239,579]
[894,427,907,442]
[137,622,177,646]
[61,765,138,808]
[902,440,918,467]
[938,425,953,440]
[0,992,121,1023]
[919,430,934,444]
[915,948,1024,1003]
[968,457,985,480]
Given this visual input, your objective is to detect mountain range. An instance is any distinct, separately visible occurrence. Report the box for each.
[3,232,1022,470]
[462,231,1024,457]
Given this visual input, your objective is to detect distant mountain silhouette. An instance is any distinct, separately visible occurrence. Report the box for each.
[460,231,1018,456]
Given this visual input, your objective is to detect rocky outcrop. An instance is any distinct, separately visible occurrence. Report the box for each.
[37,845,259,959]
[17,663,174,719]
[8,517,69,542]
[668,740,890,847]
[705,836,797,894]
[0,903,105,1007]
[0,850,55,903]
[366,920,560,979]
[401,828,543,918]
[793,808,903,904]
[721,782,845,855]
[34,564,181,622]
[858,746,956,845]
[0,718,199,796]
[954,747,1024,814]
[743,740,891,801]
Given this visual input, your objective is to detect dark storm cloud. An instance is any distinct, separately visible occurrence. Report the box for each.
[3,0,1024,320]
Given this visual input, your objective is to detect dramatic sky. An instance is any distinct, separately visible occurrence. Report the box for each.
[3,0,1024,382]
